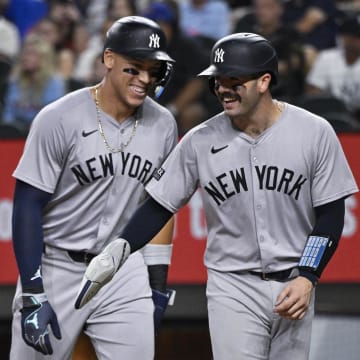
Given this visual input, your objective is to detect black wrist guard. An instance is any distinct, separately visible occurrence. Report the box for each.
[298,269,319,286]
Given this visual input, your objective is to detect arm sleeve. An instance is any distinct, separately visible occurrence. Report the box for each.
[148,265,169,293]
[12,180,52,292]
[121,197,173,253]
[312,197,345,240]
[299,197,345,284]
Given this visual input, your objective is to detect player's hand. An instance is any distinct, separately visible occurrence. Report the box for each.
[274,276,314,320]
[21,293,61,355]
[75,238,131,309]
[152,289,176,335]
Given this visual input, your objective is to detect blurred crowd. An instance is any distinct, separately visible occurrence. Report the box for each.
[1,0,360,137]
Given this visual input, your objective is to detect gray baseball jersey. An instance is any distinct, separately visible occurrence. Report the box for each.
[13,87,177,253]
[10,87,177,359]
[146,102,358,273]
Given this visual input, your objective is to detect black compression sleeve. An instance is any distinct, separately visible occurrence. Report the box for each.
[148,264,169,293]
[312,198,345,240]
[12,180,52,292]
[299,197,345,283]
[121,197,173,252]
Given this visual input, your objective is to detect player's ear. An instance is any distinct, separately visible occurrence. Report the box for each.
[103,49,114,69]
[257,73,272,93]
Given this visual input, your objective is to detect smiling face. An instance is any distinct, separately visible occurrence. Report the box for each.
[213,72,277,131]
[103,50,162,110]
[214,74,264,118]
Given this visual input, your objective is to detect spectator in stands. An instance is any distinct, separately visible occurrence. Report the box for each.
[0,0,20,56]
[87,0,138,67]
[57,48,85,93]
[144,0,211,136]
[68,0,109,37]
[86,52,107,86]
[306,14,360,121]
[71,22,101,83]
[0,7,20,117]
[106,0,138,20]
[47,0,82,50]
[29,17,62,52]
[234,0,306,101]
[282,0,338,70]
[2,33,65,133]
[337,1,360,12]
[178,0,231,42]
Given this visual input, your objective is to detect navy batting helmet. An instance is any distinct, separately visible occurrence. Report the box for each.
[103,16,174,63]
[198,32,278,85]
[103,16,175,98]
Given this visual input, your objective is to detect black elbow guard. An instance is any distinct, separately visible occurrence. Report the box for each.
[298,235,339,285]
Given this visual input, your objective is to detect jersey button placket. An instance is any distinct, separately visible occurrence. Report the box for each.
[251,145,268,268]
[119,124,125,148]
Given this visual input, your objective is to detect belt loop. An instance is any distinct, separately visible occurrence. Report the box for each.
[260,272,269,281]
[84,253,91,264]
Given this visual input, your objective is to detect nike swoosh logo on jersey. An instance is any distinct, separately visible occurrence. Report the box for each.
[211,145,229,154]
[82,129,98,137]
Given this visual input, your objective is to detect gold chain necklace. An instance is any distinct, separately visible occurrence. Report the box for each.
[94,85,138,153]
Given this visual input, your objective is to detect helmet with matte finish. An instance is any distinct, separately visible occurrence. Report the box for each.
[198,32,278,84]
[103,16,174,62]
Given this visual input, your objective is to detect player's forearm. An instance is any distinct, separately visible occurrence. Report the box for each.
[299,197,345,284]
[146,217,174,291]
[295,7,326,33]
[120,197,173,252]
[12,180,52,292]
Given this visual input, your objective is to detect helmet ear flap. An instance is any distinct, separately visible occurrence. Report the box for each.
[208,77,216,95]
[153,62,173,99]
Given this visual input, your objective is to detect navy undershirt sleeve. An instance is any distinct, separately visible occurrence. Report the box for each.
[121,197,173,252]
[12,180,52,292]
[312,197,345,240]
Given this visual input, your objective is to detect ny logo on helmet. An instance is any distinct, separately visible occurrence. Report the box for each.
[149,33,160,48]
[214,48,225,63]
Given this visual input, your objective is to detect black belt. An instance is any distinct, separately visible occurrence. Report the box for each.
[67,250,97,265]
[248,268,298,281]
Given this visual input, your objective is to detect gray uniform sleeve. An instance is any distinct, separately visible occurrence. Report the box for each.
[146,132,198,213]
[311,121,358,206]
[13,105,66,193]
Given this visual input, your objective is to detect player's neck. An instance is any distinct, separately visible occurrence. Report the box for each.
[232,99,283,138]
[92,83,136,123]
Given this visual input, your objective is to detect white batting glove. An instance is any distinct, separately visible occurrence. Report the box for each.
[74,238,130,309]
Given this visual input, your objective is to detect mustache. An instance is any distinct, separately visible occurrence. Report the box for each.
[217,91,241,102]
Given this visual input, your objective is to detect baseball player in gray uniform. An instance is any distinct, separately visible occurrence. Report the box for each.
[10,16,177,360]
[76,33,359,359]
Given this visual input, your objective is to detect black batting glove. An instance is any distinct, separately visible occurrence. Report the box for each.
[21,293,62,355]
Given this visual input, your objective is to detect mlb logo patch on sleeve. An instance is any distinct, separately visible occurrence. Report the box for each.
[153,167,165,181]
